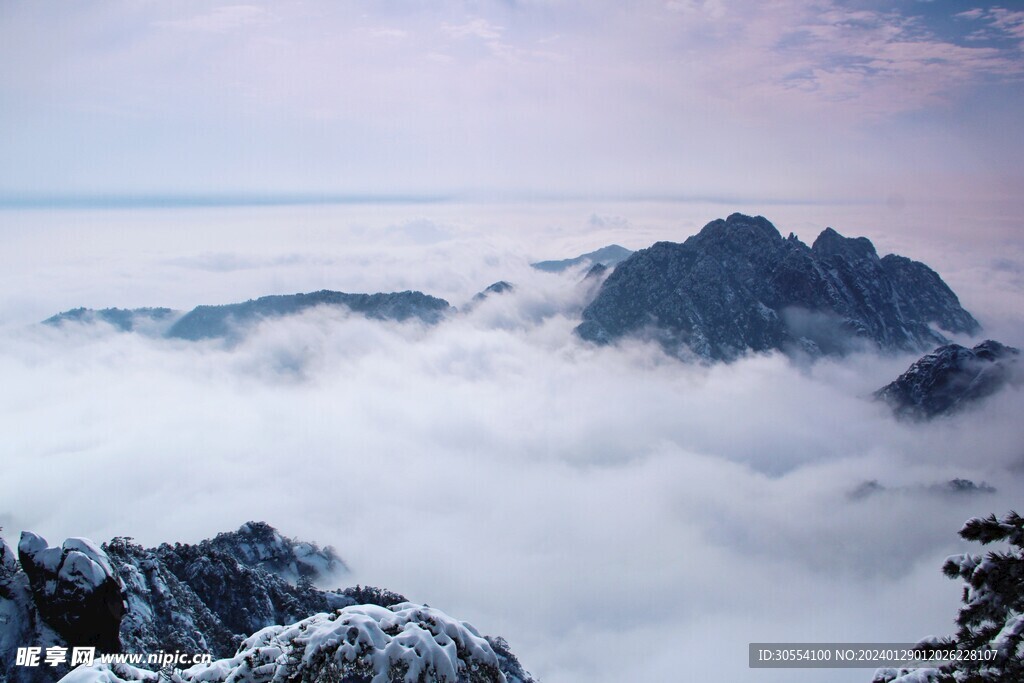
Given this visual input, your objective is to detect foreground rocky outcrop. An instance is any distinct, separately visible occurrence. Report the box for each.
[0,523,536,683]
[577,213,980,361]
[16,534,126,655]
[1,534,126,682]
[875,340,1020,419]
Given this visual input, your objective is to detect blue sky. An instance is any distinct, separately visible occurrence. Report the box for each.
[1,0,1022,207]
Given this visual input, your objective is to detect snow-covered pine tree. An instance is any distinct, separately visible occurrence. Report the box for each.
[873,511,1024,683]
[939,511,1024,681]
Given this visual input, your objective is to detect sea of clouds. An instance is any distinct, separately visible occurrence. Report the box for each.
[1,202,1022,682]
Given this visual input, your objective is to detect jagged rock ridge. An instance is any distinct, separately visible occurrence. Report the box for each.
[875,340,1020,419]
[576,213,980,361]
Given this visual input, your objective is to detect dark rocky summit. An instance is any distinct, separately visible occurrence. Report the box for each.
[0,523,536,683]
[875,340,1020,419]
[576,213,980,361]
[531,244,633,273]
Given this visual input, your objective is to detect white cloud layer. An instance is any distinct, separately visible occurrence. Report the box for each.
[1,203,1023,682]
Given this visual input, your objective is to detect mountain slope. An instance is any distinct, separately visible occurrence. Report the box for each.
[576,213,979,361]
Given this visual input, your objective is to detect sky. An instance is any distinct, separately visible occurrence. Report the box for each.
[2,2,1024,683]
[1,0,1023,212]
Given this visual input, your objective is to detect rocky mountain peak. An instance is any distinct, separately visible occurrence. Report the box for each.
[577,213,980,361]
[811,227,879,261]
[189,521,346,585]
[687,213,784,250]
[531,244,633,273]
[973,339,1014,361]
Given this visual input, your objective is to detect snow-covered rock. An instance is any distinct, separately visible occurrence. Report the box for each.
[1,531,124,683]
[17,533,126,654]
[871,667,941,683]
[60,603,529,683]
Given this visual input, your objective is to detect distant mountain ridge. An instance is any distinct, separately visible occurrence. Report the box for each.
[44,289,453,342]
[41,214,982,366]
[876,340,1020,419]
[531,244,633,273]
[44,307,177,333]
[167,289,452,340]
[576,213,980,361]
